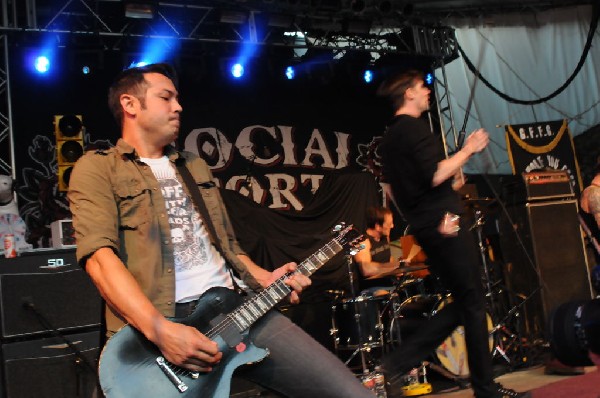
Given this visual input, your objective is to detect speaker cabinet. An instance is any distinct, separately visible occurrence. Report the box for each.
[0,330,100,398]
[499,199,593,338]
[0,249,102,339]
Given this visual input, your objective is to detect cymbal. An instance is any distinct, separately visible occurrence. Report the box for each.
[463,197,496,208]
[462,197,496,211]
[366,263,429,279]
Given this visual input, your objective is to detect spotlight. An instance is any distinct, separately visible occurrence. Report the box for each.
[285,66,296,80]
[124,1,156,19]
[35,56,50,74]
[129,61,149,68]
[231,63,245,79]
[425,72,434,85]
[82,66,91,75]
[363,69,374,83]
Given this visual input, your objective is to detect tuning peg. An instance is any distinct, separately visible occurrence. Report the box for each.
[332,222,346,233]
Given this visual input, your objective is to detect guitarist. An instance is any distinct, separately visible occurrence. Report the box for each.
[68,63,374,398]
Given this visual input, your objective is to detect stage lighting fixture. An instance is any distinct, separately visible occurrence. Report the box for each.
[377,0,393,15]
[124,1,156,19]
[345,19,372,35]
[82,66,91,75]
[285,66,296,80]
[350,0,366,13]
[425,72,434,85]
[268,13,294,28]
[35,56,50,73]
[363,69,374,83]
[129,61,149,68]
[231,63,245,79]
[220,10,247,25]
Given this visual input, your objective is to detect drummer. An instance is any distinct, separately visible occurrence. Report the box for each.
[353,206,404,297]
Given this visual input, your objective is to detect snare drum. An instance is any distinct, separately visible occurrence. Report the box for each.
[331,295,388,349]
[396,294,493,377]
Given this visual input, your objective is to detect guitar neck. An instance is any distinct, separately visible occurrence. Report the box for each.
[224,237,344,334]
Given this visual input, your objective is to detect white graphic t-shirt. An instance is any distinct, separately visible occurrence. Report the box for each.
[140,156,234,302]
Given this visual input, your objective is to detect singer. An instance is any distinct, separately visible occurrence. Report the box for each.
[377,69,529,398]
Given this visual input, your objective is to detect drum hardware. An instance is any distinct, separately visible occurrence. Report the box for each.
[471,206,547,369]
[471,208,520,368]
[365,263,429,280]
[334,252,379,373]
[399,363,433,396]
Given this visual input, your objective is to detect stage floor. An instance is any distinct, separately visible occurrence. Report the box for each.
[425,365,598,397]
[230,364,599,397]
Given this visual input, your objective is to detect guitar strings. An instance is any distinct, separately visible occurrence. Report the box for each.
[204,240,342,339]
[203,233,349,340]
[167,229,357,377]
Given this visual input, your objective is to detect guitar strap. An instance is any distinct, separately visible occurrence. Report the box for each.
[175,158,244,295]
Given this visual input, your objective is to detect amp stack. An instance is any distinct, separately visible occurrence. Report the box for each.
[0,248,102,398]
[499,170,594,339]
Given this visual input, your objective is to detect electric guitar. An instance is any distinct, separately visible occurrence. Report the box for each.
[98,224,362,398]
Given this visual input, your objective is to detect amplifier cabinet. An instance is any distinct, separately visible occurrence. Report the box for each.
[499,199,593,338]
[0,330,100,398]
[0,249,102,339]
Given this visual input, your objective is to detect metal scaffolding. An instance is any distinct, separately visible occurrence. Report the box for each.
[0,0,461,174]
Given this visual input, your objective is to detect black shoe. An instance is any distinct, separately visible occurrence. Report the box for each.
[491,384,531,398]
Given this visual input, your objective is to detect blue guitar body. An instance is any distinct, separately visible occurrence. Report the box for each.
[98,225,361,398]
[99,287,268,398]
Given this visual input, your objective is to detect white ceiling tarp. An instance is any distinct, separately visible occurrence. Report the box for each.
[438,5,599,175]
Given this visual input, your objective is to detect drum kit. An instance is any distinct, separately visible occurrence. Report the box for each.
[330,261,465,379]
[329,198,530,390]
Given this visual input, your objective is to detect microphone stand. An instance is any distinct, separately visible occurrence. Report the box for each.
[22,299,101,395]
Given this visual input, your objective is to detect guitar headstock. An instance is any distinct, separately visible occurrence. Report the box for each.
[332,223,364,255]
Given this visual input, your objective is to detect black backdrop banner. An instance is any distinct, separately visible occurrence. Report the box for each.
[9,48,391,246]
[505,119,583,192]
[222,170,380,302]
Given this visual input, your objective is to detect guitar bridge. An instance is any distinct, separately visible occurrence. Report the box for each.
[156,356,199,393]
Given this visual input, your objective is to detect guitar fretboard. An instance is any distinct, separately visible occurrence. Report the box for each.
[206,229,353,340]
[229,239,342,332]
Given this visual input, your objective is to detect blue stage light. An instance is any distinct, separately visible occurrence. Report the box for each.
[129,61,149,68]
[82,66,91,75]
[363,69,374,83]
[231,63,244,79]
[425,72,434,85]
[34,56,50,73]
[285,66,295,80]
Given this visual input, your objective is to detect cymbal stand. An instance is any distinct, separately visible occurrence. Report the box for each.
[340,253,371,373]
[472,210,494,307]
[471,210,515,366]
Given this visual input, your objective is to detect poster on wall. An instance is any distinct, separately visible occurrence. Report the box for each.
[505,119,583,193]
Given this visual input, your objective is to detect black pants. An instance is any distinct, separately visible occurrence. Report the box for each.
[383,218,496,397]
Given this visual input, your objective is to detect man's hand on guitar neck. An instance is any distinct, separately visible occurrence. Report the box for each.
[270,262,311,304]
[153,317,223,373]
[237,254,311,305]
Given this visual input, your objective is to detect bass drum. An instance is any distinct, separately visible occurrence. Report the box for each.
[397,294,494,377]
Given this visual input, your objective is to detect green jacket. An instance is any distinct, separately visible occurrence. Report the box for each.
[68,138,261,332]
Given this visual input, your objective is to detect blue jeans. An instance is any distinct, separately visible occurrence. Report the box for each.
[238,310,375,397]
[176,299,375,398]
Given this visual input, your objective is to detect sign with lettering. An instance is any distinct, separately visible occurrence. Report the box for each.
[505,119,583,193]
